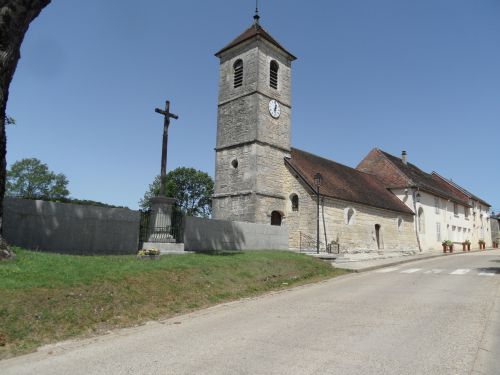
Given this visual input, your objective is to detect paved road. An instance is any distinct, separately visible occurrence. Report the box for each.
[2,250,500,375]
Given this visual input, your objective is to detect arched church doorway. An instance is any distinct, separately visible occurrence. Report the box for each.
[375,224,381,250]
[271,211,282,226]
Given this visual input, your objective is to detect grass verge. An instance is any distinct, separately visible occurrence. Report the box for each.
[0,247,348,359]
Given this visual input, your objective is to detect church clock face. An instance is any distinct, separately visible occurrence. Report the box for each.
[268,99,281,119]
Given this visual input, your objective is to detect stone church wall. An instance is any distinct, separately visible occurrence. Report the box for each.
[283,169,418,253]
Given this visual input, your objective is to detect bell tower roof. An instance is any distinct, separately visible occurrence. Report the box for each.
[215,22,296,60]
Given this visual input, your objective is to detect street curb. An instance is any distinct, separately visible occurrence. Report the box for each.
[333,248,493,273]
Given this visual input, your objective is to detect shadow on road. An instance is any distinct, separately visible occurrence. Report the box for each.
[477,267,500,274]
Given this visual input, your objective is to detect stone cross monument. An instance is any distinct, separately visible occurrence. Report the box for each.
[145,100,179,246]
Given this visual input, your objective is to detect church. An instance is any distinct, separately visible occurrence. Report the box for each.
[210,12,491,253]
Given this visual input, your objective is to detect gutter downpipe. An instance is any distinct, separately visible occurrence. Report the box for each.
[412,187,423,252]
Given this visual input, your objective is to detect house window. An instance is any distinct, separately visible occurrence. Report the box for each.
[233,59,243,88]
[418,207,425,233]
[436,222,441,241]
[270,60,278,89]
[290,194,299,211]
[453,203,459,217]
[434,197,440,214]
[465,207,470,220]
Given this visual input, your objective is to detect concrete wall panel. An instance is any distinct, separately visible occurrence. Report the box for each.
[184,216,289,251]
[4,198,140,255]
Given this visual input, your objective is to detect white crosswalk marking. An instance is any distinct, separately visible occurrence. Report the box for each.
[376,267,399,273]
[400,268,422,274]
[374,267,497,277]
[423,269,444,274]
[450,269,470,275]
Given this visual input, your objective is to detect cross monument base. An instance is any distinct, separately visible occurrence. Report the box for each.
[147,196,177,243]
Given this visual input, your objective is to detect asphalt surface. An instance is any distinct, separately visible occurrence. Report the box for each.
[2,250,500,375]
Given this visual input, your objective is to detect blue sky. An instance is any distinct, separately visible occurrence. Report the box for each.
[6,0,500,212]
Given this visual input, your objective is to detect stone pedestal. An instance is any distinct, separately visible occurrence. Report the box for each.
[147,196,177,243]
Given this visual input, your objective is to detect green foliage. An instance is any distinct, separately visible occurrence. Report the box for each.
[32,197,127,209]
[6,158,70,200]
[140,167,214,217]
[5,116,15,126]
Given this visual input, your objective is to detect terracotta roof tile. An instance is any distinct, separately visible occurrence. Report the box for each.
[432,172,490,207]
[359,149,472,206]
[215,23,296,60]
[286,148,414,215]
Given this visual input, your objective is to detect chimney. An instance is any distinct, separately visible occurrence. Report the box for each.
[402,150,407,165]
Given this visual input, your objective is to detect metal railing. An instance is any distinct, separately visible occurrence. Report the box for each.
[299,231,340,254]
[138,209,184,248]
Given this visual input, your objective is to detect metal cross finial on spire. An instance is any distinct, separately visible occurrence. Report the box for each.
[254,0,260,26]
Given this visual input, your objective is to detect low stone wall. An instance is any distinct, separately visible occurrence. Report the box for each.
[4,198,140,255]
[184,216,289,251]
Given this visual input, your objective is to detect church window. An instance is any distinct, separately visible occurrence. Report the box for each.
[231,159,238,168]
[453,203,459,217]
[291,194,299,211]
[397,217,404,231]
[233,59,243,88]
[418,207,425,233]
[345,207,356,225]
[270,60,279,89]
[434,197,440,214]
[436,222,441,241]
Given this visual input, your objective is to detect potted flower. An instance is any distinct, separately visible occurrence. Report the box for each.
[137,248,160,260]
[442,240,453,253]
[479,239,486,250]
[463,240,471,251]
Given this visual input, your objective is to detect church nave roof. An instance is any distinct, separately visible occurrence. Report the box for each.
[285,148,414,215]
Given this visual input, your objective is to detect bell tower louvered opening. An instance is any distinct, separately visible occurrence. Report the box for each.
[233,59,243,88]
[270,60,278,89]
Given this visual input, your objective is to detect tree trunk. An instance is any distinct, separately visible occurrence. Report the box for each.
[0,0,50,259]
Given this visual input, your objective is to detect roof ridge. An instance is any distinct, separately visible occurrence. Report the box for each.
[292,147,370,177]
[432,171,490,206]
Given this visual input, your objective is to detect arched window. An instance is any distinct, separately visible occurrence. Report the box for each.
[418,207,425,233]
[270,60,278,89]
[344,207,356,225]
[290,194,299,211]
[271,211,282,226]
[233,59,243,88]
[397,217,404,231]
[375,224,381,249]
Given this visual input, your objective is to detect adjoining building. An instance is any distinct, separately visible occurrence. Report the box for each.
[357,149,492,251]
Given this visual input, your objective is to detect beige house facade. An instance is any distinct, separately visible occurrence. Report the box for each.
[357,149,492,251]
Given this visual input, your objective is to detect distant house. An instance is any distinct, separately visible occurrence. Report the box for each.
[357,149,492,251]
[491,213,500,246]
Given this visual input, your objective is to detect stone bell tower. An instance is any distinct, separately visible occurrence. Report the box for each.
[212,10,296,225]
